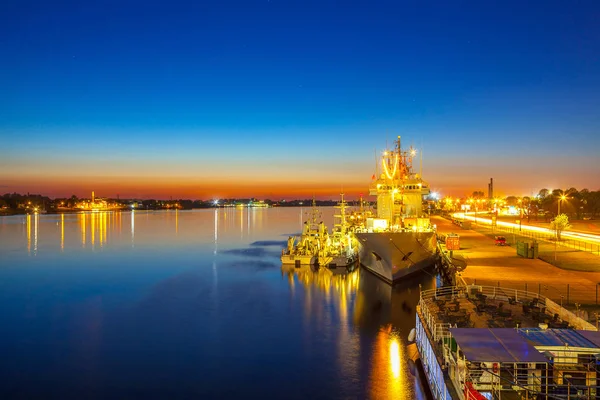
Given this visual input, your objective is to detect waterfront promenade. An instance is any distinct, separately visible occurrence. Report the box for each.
[433,216,600,311]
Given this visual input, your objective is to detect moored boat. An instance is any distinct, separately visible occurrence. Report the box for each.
[415,284,599,399]
[280,197,357,268]
[280,199,324,267]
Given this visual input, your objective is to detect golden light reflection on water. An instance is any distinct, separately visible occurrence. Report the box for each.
[25,213,39,255]
[26,214,31,253]
[80,213,86,247]
[60,214,64,251]
[72,212,114,250]
[283,266,361,364]
[282,265,418,400]
[91,211,95,248]
[390,336,401,378]
[33,213,39,254]
[370,326,408,400]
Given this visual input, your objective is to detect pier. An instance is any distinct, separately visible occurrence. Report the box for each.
[433,215,600,313]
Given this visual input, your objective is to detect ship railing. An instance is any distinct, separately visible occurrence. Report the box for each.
[420,285,597,331]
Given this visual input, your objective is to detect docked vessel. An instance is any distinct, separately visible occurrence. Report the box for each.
[355,136,437,284]
[415,284,599,399]
[280,197,357,268]
[317,193,357,268]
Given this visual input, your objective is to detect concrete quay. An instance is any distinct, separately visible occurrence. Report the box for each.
[432,215,600,312]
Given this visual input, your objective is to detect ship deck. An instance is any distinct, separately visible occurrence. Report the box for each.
[419,285,591,331]
[415,285,598,400]
[422,293,554,330]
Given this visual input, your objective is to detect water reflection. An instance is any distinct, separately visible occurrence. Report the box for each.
[282,264,436,399]
[3,208,438,398]
[91,211,95,248]
[80,213,86,247]
[26,214,31,253]
[131,211,135,247]
[26,213,39,255]
[214,208,218,255]
[370,325,408,399]
[61,213,64,251]
[282,265,361,310]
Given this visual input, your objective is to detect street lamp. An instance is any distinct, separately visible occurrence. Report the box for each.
[558,195,567,215]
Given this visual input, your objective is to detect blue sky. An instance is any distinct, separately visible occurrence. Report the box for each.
[1,0,599,199]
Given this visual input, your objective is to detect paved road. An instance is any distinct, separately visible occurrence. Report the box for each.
[494,215,599,235]
[433,215,600,307]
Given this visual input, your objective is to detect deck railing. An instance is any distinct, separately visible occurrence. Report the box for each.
[419,285,597,332]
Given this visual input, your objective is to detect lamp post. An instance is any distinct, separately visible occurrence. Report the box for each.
[558,195,566,215]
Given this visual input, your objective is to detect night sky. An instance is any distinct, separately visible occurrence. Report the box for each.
[2,0,599,199]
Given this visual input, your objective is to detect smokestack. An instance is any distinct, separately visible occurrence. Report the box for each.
[488,179,494,200]
[92,191,95,203]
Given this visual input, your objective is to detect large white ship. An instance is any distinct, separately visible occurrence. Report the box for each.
[354,136,438,284]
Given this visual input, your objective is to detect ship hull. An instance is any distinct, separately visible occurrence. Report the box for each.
[354,232,438,284]
[318,254,357,269]
[280,253,317,266]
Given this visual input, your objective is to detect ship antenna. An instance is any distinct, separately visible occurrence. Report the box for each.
[374,147,378,177]
[420,147,423,178]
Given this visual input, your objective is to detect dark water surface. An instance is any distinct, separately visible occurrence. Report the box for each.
[0,208,436,399]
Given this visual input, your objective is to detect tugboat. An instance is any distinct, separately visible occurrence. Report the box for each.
[281,198,324,267]
[281,196,358,269]
[354,136,438,284]
[317,193,357,269]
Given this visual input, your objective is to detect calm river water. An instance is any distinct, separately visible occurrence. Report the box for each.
[0,207,436,399]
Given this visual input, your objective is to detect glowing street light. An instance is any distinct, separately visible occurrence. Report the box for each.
[558,195,567,215]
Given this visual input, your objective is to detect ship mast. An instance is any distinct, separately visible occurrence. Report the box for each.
[334,193,347,233]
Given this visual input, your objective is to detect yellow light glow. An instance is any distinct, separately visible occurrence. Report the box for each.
[60,213,64,251]
[80,213,86,247]
[27,214,31,253]
[390,337,400,378]
[382,154,399,180]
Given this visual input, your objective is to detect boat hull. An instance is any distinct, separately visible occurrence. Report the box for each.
[318,254,357,268]
[280,253,317,266]
[354,232,437,284]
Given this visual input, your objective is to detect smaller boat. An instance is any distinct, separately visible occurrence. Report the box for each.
[281,199,326,267]
[281,196,358,268]
[317,193,357,268]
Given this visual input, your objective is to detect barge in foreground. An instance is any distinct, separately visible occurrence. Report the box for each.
[415,284,599,399]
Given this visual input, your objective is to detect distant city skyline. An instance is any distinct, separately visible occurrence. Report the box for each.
[2,1,599,200]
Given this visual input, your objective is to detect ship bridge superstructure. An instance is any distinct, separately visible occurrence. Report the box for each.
[368,136,430,231]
